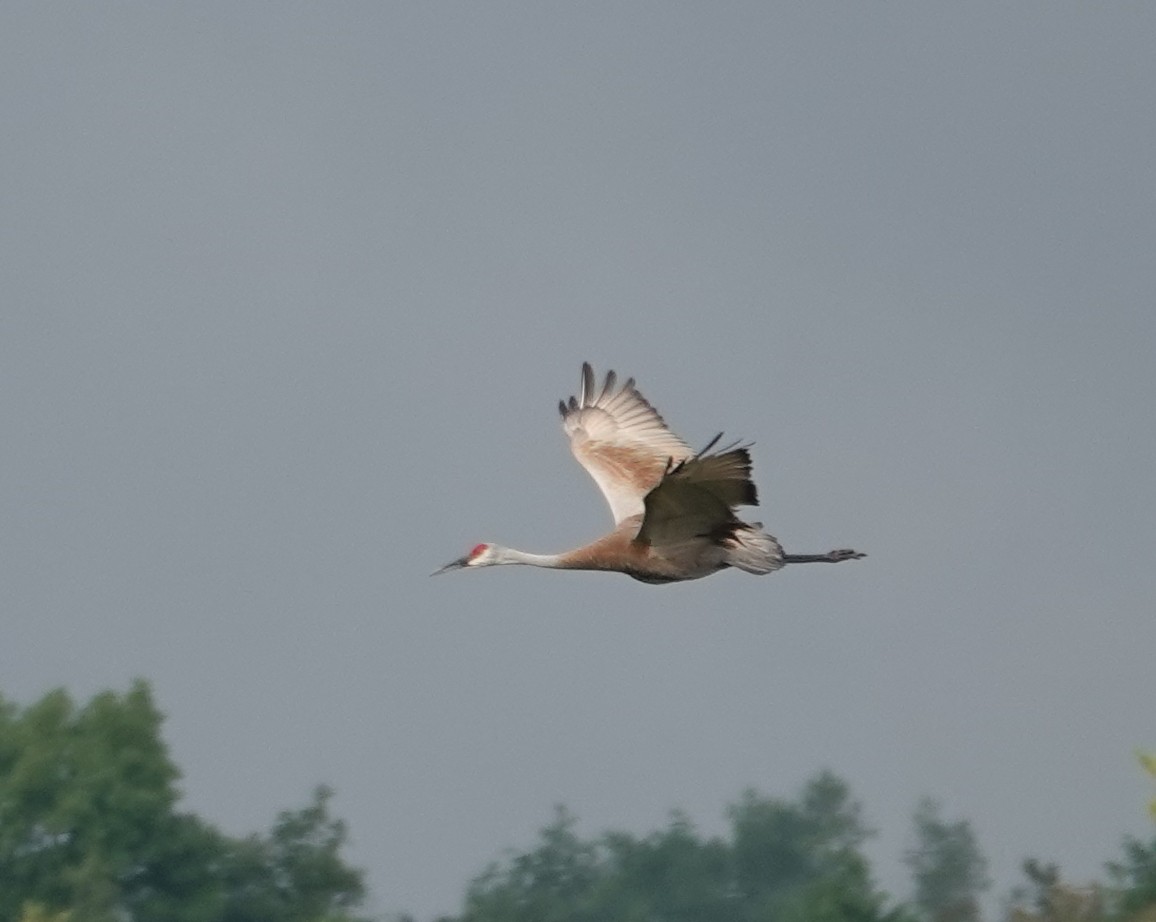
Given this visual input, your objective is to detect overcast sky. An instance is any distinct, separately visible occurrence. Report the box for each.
[3,3,1155,919]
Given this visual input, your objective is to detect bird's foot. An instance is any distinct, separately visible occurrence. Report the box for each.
[825,548,866,562]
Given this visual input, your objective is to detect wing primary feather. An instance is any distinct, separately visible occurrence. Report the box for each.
[698,432,723,457]
[599,370,617,403]
[713,437,746,456]
[580,363,595,406]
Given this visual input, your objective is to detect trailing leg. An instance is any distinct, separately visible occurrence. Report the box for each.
[783,549,865,564]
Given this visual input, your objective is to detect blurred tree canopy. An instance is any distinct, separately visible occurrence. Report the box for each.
[3,680,1155,922]
[905,797,989,922]
[0,681,366,922]
[449,774,1156,922]
[447,771,913,922]
[1139,753,1156,825]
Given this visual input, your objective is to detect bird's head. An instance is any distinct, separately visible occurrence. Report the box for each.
[431,543,501,575]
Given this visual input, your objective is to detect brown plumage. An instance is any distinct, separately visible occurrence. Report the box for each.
[433,363,865,583]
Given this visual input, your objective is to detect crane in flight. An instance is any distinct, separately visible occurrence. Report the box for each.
[434,363,864,584]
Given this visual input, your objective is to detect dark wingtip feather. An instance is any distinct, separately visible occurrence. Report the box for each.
[697,432,723,457]
[599,369,617,402]
[580,363,595,406]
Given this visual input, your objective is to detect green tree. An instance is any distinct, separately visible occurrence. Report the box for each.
[459,806,603,922]
[0,682,183,920]
[597,812,737,922]
[729,772,890,922]
[452,772,902,922]
[218,786,366,922]
[904,798,989,922]
[15,906,71,922]
[1108,838,1156,921]
[0,682,367,922]
[1006,859,1105,922]
[1103,751,1156,922]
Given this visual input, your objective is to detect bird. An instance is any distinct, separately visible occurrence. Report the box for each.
[433,363,865,584]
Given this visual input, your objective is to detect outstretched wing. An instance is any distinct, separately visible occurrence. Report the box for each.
[636,439,759,551]
[559,363,693,524]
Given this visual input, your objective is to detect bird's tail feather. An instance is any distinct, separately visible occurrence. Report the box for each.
[725,524,784,574]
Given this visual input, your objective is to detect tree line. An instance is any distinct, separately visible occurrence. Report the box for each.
[0,682,365,922]
[0,682,1152,922]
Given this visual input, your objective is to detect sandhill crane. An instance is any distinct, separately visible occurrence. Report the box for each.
[433,363,864,584]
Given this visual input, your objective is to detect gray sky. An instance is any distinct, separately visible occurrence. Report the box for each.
[3,3,1154,918]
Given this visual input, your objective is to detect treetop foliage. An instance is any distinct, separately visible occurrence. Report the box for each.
[0,681,367,922]
[2,681,1155,922]
[904,797,989,922]
[450,773,1156,922]
[448,771,908,922]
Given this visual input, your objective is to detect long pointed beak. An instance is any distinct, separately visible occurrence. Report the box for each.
[430,556,469,577]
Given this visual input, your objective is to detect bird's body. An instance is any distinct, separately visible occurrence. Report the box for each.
[434,363,864,583]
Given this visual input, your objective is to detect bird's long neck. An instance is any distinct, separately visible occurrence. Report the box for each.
[493,546,568,568]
